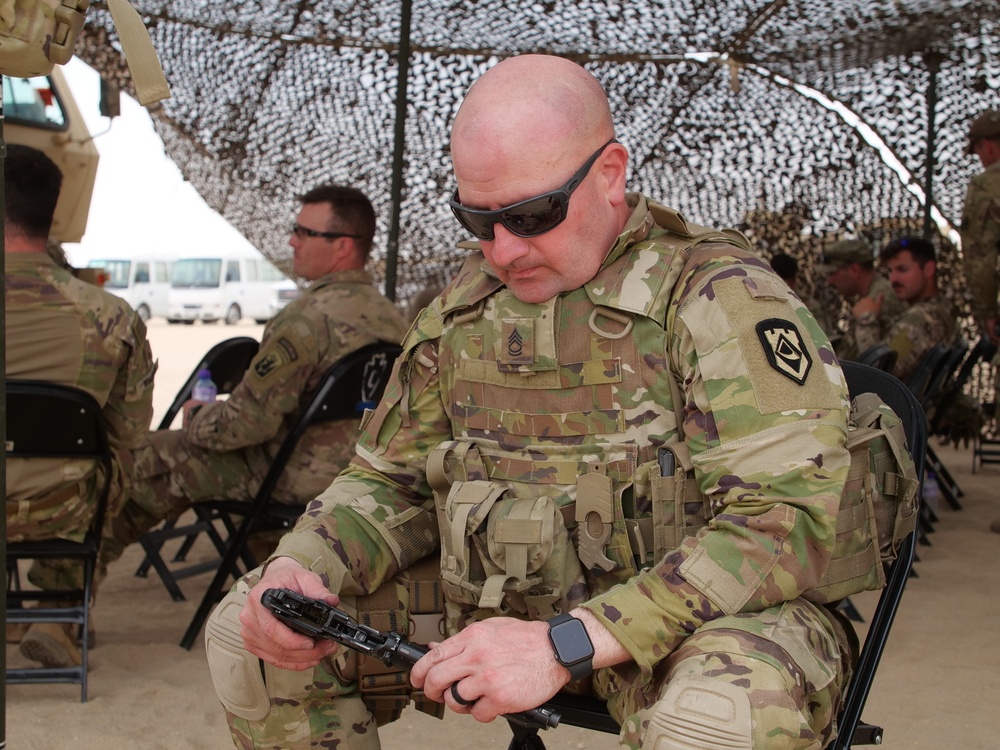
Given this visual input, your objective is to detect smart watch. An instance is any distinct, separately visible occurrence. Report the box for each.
[547,613,594,682]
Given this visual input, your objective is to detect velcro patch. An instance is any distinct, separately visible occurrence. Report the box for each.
[500,318,534,366]
[756,318,812,385]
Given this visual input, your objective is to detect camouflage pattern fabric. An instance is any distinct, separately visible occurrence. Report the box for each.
[98,268,408,576]
[230,194,853,748]
[961,159,1000,323]
[836,274,906,361]
[5,252,156,590]
[855,294,958,382]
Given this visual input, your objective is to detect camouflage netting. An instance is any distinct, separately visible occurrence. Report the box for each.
[75,0,997,330]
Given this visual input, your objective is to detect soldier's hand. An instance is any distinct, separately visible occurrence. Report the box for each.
[852,294,882,321]
[409,618,569,722]
[239,557,341,670]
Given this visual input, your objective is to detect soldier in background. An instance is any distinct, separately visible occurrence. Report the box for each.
[4,145,156,668]
[770,252,833,336]
[818,238,907,361]
[208,55,854,750]
[855,237,957,382]
[958,109,1000,535]
[96,185,409,575]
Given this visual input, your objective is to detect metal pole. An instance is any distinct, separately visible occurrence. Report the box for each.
[922,51,942,239]
[384,0,413,302]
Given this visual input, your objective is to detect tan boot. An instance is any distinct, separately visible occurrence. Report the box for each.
[19,622,83,668]
[6,621,30,644]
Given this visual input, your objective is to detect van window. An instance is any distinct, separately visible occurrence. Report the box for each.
[154,262,171,283]
[2,76,67,129]
[245,259,259,282]
[134,262,150,283]
[88,260,131,289]
[172,259,222,288]
[261,261,287,282]
[225,260,241,282]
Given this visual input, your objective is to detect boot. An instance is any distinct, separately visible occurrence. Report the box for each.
[6,621,30,644]
[19,622,83,668]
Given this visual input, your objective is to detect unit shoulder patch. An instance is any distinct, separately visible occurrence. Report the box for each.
[756,318,812,385]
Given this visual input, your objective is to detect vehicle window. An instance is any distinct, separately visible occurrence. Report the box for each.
[245,259,259,282]
[172,259,222,288]
[154,262,170,283]
[2,75,67,129]
[225,260,241,282]
[261,261,288,282]
[134,262,150,283]
[87,260,130,289]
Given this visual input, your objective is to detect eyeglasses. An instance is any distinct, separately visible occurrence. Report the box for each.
[291,223,361,241]
[449,138,618,241]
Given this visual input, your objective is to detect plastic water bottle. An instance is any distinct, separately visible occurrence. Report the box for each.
[191,369,218,402]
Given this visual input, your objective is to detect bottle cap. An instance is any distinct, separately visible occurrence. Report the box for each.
[197,369,212,378]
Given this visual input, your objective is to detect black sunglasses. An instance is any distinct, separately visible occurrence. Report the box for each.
[291,223,360,241]
[449,138,618,241]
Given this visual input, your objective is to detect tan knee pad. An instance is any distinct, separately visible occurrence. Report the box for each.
[205,588,271,721]
[641,675,752,750]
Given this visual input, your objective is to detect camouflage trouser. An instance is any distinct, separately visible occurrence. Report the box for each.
[213,579,851,750]
[213,562,445,750]
[95,430,271,578]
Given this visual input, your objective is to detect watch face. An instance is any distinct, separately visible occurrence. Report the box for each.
[552,618,593,663]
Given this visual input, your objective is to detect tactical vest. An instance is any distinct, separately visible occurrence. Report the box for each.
[404,202,916,628]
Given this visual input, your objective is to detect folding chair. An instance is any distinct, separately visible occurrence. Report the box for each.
[6,381,114,702]
[135,336,261,600]
[853,343,898,373]
[502,362,926,750]
[179,341,402,649]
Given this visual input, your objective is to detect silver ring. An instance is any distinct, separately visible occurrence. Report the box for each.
[450,682,473,706]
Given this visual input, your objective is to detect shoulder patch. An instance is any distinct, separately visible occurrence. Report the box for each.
[253,351,283,378]
[756,318,812,385]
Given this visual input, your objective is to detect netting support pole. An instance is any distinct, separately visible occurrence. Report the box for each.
[384,0,414,302]
[921,50,943,239]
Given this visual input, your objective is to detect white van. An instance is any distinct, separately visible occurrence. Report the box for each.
[167,252,298,325]
[86,257,172,321]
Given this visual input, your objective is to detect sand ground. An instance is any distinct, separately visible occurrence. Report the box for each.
[5,319,997,748]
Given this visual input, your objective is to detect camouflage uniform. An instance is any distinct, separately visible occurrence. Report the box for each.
[960,159,1000,326]
[855,295,958,383]
[99,268,408,572]
[836,275,905,361]
[5,252,156,589]
[219,195,853,749]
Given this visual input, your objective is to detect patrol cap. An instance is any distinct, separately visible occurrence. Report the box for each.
[816,239,873,273]
[967,110,1000,154]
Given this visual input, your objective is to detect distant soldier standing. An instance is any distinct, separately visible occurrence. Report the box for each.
[959,109,1000,535]
[961,110,1000,345]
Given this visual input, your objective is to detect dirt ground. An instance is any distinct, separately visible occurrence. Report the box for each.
[4,319,997,748]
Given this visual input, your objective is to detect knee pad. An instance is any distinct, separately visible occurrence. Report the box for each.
[205,588,271,721]
[641,675,752,750]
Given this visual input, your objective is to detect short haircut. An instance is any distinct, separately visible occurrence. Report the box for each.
[769,253,798,283]
[298,185,376,260]
[4,144,63,239]
[880,236,936,266]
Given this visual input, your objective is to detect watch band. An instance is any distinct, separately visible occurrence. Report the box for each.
[547,613,594,682]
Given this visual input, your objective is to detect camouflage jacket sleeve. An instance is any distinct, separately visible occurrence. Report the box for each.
[580,253,851,678]
[961,163,1000,322]
[270,309,446,596]
[883,298,955,382]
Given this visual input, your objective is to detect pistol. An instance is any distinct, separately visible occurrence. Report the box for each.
[261,588,561,730]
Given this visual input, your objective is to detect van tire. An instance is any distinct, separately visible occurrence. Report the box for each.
[224,304,242,326]
[136,304,151,322]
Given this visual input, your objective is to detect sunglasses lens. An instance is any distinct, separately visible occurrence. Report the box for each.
[501,195,564,238]
[451,206,495,241]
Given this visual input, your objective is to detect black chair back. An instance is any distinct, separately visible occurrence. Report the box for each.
[6,381,114,701]
[853,343,898,373]
[157,336,260,429]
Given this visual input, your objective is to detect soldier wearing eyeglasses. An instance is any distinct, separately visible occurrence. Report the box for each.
[211,55,854,750]
[94,185,408,583]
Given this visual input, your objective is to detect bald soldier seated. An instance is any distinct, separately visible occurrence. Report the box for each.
[94,185,409,582]
[204,55,866,750]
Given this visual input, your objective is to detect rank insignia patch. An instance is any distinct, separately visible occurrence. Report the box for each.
[756,318,812,385]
